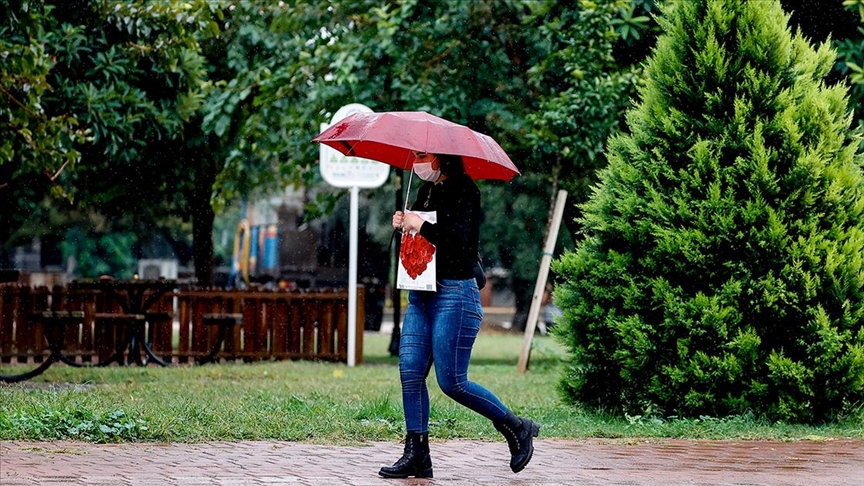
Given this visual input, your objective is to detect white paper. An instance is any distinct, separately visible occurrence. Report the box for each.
[397,211,437,291]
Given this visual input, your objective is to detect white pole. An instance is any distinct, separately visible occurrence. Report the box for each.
[517,189,567,373]
[348,185,359,367]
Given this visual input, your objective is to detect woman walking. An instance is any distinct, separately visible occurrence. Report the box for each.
[380,151,539,479]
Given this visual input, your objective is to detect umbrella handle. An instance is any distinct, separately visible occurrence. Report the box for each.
[387,167,414,253]
[390,161,415,252]
[403,168,414,213]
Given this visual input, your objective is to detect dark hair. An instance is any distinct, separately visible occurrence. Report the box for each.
[437,153,465,176]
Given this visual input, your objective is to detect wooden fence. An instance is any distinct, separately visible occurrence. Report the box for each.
[0,285,364,366]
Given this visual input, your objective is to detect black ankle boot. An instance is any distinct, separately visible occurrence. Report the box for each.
[378,431,433,479]
[493,411,540,473]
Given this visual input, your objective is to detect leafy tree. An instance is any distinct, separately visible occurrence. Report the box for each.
[0,1,88,189]
[211,1,548,299]
[0,0,658,301]
[489,0,646,329]
[0,1,88,244]
[834,0,864,127]
[61,225,137,277]
[212,0,540,199]
[554,0,864,423]
[205,1,658,326]
[528,0,641,207]
[776,0,864,127]
[54,0,220,280]
[293,1,635,331]
[1,0,220,277]
[200,1,325,205]
[185,1,360,285]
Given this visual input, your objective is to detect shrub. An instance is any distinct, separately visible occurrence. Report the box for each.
[553,0,864,423]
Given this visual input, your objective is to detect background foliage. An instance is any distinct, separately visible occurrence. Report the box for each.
[3,0,864,423]
[835,0,864,128]
[1,0,220,276]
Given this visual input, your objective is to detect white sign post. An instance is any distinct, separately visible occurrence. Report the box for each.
[320,103,389,367]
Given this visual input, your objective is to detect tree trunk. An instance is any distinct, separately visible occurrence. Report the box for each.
[190,156,216,287]
[192,199,215,287]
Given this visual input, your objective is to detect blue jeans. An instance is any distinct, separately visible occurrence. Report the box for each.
[399,279,509,433]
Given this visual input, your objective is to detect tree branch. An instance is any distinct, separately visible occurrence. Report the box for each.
[0,84,42,119]
[47,159,70,183]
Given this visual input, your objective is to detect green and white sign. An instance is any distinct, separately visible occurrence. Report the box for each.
[319,103,390,189]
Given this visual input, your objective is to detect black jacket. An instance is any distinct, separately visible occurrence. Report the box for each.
[412,174,480,280]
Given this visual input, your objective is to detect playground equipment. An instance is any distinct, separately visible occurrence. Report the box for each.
[230,221,279,287]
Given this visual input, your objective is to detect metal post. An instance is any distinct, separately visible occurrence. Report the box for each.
[348,185,359,367]
[389,172,404,356]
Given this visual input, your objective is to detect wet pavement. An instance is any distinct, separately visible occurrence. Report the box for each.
[1,438,862,485]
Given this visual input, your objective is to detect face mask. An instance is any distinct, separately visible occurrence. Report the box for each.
[413,162,441,182]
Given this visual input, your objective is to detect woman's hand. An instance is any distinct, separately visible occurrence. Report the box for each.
[393,211,424,233]
[392,211,404,231]
[402,212,425,233]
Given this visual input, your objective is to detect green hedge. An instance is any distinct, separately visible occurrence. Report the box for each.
[554,0,864,424]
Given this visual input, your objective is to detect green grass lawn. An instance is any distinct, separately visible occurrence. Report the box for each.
[1,329,862,443]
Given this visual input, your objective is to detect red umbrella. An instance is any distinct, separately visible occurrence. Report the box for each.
[312,111,519,181]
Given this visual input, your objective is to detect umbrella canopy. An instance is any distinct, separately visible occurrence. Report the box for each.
[313,111,519,181]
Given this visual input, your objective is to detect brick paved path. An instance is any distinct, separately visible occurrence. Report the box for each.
[1,438,862,485]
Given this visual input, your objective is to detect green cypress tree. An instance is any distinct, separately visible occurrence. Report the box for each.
[553,0,864,423]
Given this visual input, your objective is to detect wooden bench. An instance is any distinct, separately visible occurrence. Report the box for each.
[94,313,148,366]
[0,311,85,383]
[197,313,244,365]
[144,311,173,358]
[0,270,19,283]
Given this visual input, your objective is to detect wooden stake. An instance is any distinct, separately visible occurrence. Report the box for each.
[517,190,567,373]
